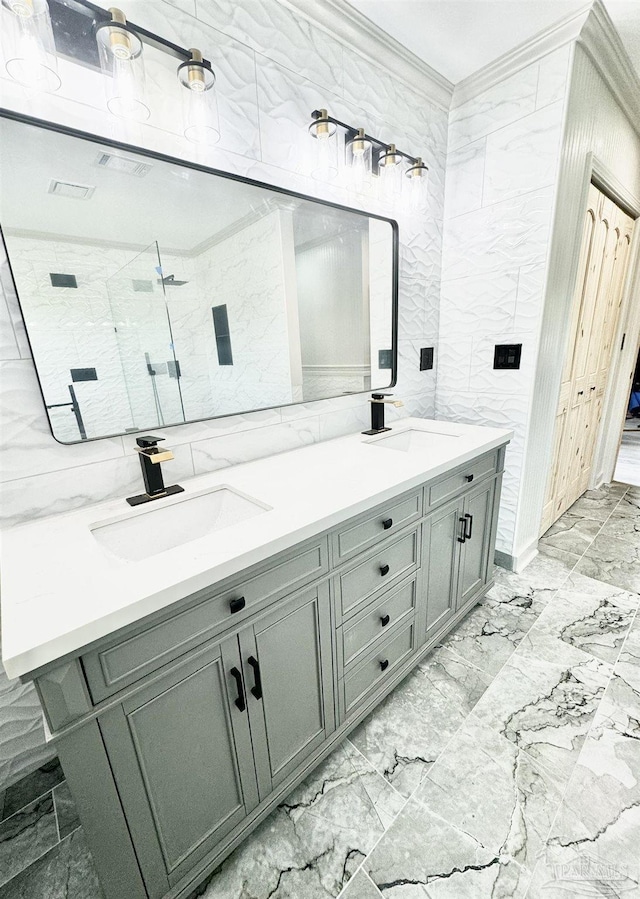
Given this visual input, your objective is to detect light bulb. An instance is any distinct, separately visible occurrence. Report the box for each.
[2,0,61,92]
[378,144,402,201]
[405,158,429,210]
[96,9,150,122]
[346,128,372,191]
[178,49,220,145]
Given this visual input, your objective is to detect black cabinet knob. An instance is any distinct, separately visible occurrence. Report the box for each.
[229,596,246,614]
[382,518,393,530]
[379,564,390,576]
[379,659,389,671]
[380,614,390,627]
[465,474,474,482]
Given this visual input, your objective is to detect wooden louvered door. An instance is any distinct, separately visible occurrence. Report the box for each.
[541,184,635,534]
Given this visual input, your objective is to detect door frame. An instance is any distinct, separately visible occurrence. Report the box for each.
[586,154,640,487]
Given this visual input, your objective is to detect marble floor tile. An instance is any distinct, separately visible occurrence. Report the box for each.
[0,759,62,822]
[526,724,640,899]
[472,630,612,785]
[52,782,80,841]
[198,741,405,899]
[412,714,564,876]
[564,485,626,522]
[600,490,640,541]
[539,514,603,558]
[489,553,570,607]
[615,612,640,694]
[365,795,532,898]
[536,542,580,575]
[0,793,58,887]
[0,828,102,899]
[526,571,639,665]
[439,594,545,677]
[339,869,383,899]
[574,533,640,593]
[349,646,492,798]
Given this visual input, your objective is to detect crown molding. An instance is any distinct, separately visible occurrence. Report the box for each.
[452,3,592,108]
[578,0,640,137]
[280,0,453,112]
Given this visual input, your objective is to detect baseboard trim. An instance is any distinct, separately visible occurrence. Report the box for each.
[495,541,539,573]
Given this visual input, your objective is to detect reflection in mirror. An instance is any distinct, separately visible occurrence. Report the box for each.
[0,114,397,442]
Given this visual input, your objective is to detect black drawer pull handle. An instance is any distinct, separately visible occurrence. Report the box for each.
[380,659,389,671]
[457,517,466,543]
[590,386,596,391]
[230,667,246,712]
[379,564,390,576]
[578,390,584,395]
[465,474,474,482]
[464,513,473,540]
[229,596,246,614]
[247,656,262,700]
[382,518,393,530]
[380,614,390,627]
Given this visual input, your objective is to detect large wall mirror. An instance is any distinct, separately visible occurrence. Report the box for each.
[0,112,397,444]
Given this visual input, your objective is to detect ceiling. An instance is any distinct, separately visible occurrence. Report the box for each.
[346,0,640,84]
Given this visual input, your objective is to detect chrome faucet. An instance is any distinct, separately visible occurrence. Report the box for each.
[362,393,404,435]
[126,435,184,506]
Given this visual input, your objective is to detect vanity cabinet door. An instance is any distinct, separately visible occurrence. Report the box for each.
[238,582,334,800]
[457,479,497,609]
[99,637,259,898]
[422,498,462,642]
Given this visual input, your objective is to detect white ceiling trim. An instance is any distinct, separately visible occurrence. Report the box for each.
[452,2,592,108]
[281,0,454,111]
[579,0,640,136]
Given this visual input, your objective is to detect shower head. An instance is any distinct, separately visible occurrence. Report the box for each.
[158,274,189,287]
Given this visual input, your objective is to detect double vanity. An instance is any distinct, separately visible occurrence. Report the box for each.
[1,418,511,899]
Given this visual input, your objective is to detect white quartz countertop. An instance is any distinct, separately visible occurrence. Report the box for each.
[1,418,511,679]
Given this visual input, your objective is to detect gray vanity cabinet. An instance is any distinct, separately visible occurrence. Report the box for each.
[28,443,507,899]
[98,635,259,898]
[423,473,500,640]
[237,582,334,799]
[457,479,497,607]
[98,582,334,898]
[422,498,461,639]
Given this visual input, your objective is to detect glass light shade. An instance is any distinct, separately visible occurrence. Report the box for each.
[178,53,220,145]
[405,158,429,210]
[309,109,338,181]
[96,14,150,122]
[2,0,61,92]
[346,128,372,190]
[378,144,402,201]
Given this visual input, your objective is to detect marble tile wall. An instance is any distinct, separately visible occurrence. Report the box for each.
[0,0,447,787]
[437,46,573,558]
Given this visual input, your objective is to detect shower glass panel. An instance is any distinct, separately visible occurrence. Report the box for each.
[106,243,185,431]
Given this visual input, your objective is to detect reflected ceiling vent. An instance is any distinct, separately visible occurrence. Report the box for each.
[95,152,152,177]
[48,179,95,200]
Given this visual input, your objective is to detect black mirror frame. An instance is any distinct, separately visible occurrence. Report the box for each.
[0,106,399,445]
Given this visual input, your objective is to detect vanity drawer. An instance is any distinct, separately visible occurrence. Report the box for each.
[427,451,499,509]
[341,621,416,720]
[340,577,417,671]
[336,528,420,622]
[332,490,422,563]
[82,538,329,703]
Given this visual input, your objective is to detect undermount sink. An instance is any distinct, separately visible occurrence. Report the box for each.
[368,427,461,453]
[90,487,270,562]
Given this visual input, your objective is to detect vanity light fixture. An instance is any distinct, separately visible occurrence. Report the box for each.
[1,0,61,92]
[178,48,220,145]
[308,109,429,207]
[95,7,149,122]
[2,0,221,142]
